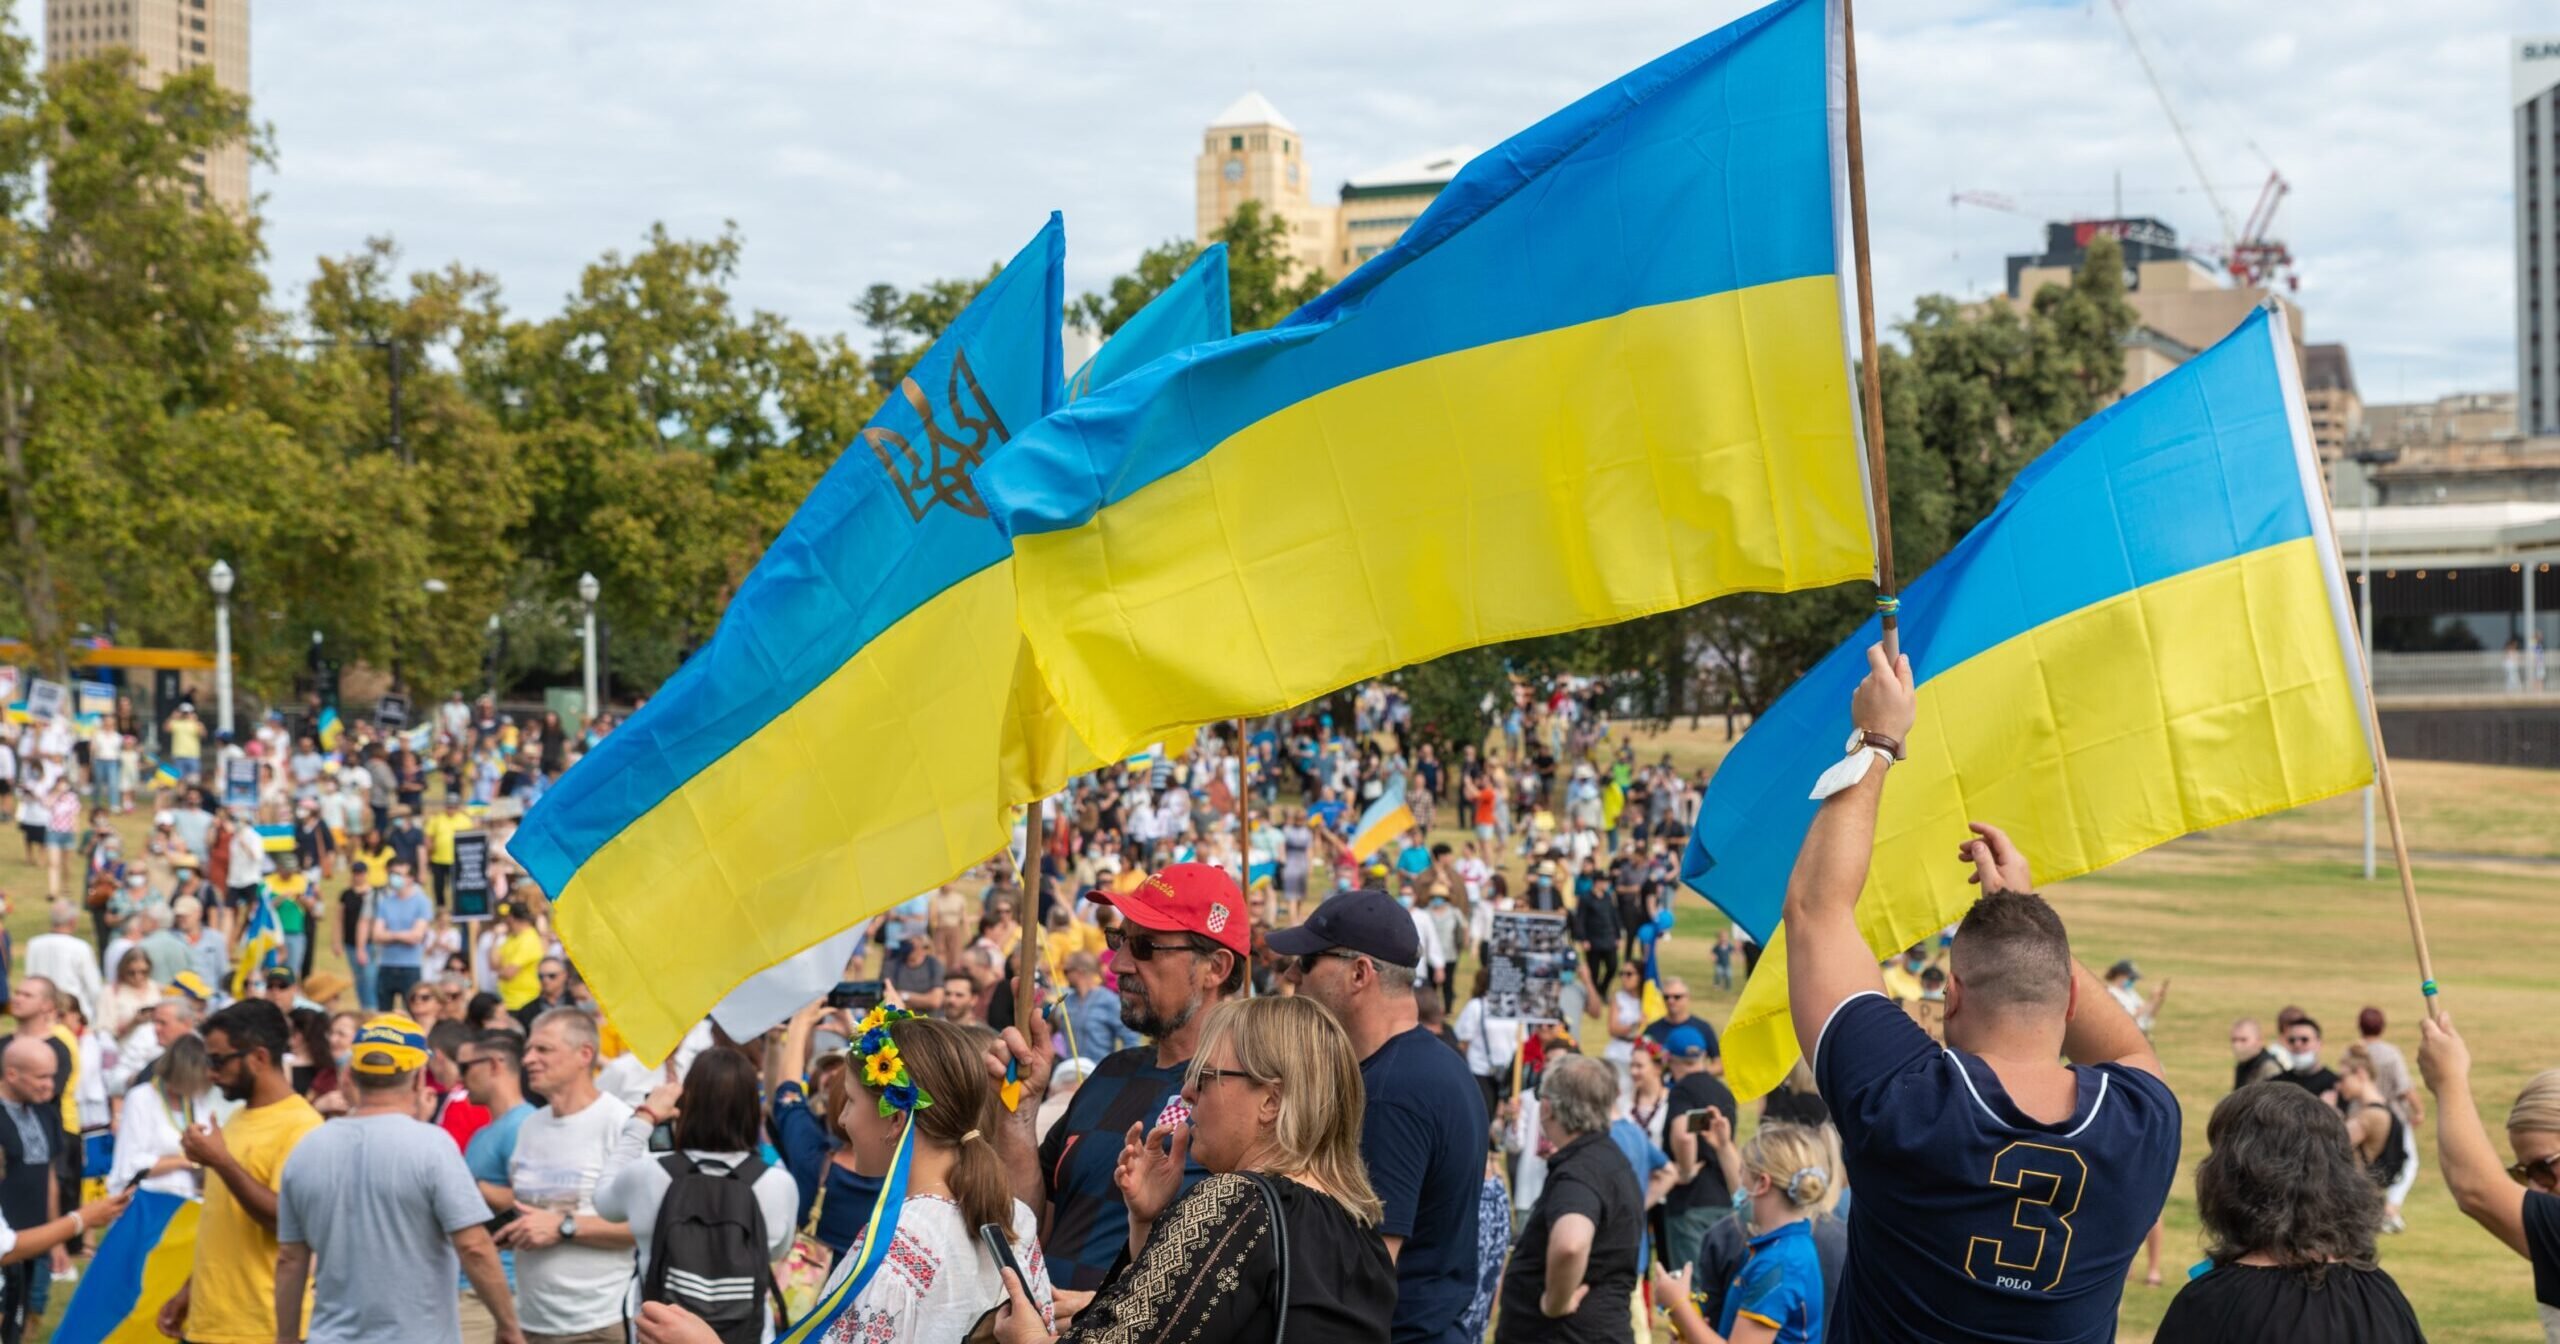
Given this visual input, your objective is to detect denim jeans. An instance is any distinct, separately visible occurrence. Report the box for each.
[350,945,379,1011]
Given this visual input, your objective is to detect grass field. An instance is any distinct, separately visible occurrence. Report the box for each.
[3,722,2552,1340]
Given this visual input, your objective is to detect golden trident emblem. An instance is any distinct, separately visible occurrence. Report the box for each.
[864,348,1011,522]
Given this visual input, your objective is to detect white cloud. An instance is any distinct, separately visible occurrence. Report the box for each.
[224,0,2543,401]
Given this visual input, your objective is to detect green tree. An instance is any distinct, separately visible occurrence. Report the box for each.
[471,223,876,689]
[0,34,271,679]
[1073,199,1329,339]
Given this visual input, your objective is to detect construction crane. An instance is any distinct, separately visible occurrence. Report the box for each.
[1948,190,2036,219]
[2105,0,2297,290]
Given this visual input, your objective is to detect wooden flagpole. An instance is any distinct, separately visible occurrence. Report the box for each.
[2314,429,2442,1018]
[1840,0,1902,661]
[1015,798,1043,1031]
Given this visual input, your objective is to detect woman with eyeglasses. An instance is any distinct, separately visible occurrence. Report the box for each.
[2419,1013,2560,1337]
[988,995,1395,1344]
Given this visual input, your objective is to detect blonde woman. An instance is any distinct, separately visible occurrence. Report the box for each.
[1655,1122,1834,1344]
[2417,1015,2560,1335]
[992,994,1397,1344]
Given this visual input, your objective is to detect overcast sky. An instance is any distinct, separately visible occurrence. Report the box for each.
[183,0,2548,404]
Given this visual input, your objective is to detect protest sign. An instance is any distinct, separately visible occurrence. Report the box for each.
[373,693,410,731]
[76,680,115,718]
[451,830,493,921]
[222,757,258,810]
[1485,910,1573,1023]
[24,678,65,723]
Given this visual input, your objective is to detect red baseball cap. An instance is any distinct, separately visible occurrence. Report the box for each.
[1093,862,1249,961]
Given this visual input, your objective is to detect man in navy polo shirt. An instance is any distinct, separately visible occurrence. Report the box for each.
[990,863,1246,1292]
[1784,646,2179,1343]
[1276,887,1489,1344]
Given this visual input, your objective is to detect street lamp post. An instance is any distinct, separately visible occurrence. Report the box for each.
[2351,447,2400,881]
[208,560,235,738]
[484,613,502,706]
[578,571,601,722]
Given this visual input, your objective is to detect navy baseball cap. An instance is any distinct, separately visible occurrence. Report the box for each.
[1266,888,1420,969]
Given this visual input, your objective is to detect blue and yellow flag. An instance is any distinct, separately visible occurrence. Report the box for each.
[683,241,1229,1053]
[255,824,295,854]
[1346,776,1417,864]
[977,0,1870,760]
[315,706,342,751]
[1004,247,1231,805]
[510,215,1067,1061]
[53,1190,199,1344]
[231,886,285,999]
[1686,306,2375,1098]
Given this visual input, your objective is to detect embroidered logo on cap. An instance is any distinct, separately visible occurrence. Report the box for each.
[1206,902,1231,933]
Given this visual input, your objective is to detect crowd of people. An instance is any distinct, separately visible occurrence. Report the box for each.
[0,658,2553,1344]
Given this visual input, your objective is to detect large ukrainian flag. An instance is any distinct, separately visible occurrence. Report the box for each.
[512,217,1070,1063]
[513,221,1238,1061]
[976,0,1872,759]
[1686,305,2376,1098]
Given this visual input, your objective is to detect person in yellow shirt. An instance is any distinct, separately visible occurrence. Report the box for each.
[1039,905,1108,986]
[424,797,471,910]
[493,901,547,1013]
[161,998,323,1344]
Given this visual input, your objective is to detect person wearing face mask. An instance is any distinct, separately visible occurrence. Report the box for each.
[1424,887,1463,1012]
[1654,1121,1837,1344]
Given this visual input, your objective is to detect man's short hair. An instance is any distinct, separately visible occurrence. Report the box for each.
[354,1065,421,1095]
[474,1030,525,1072]
[530,1006,600,1056]
[1949,890,2073,1013]
[156,996,202,1027]
[205,998,292,1065]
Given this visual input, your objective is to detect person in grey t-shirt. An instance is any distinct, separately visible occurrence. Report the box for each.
[276,1015,526,1344]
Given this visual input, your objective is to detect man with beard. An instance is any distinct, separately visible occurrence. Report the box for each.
[988,862,1247,1294]
[156,999,325,1344]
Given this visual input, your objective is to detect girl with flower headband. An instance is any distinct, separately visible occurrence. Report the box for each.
[635,1008,1051,1344]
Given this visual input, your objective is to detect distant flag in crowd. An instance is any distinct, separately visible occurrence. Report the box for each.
[404,724,433,753]
[1345,776,1417,864]
[512,215,1235,1064]
[150,759,181,789]
[977,0,1871,760]
[1637,906,1676,1026]
[255,824,295,854]
[315,706,342,750]
[232,887,287,999]
[1685,306,2376,1098]
[51,1189,198,1344]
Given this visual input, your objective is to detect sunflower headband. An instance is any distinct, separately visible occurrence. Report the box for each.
[852,1005,933,1117]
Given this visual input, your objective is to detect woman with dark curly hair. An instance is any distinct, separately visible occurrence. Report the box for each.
[2153,1082,2425,1343]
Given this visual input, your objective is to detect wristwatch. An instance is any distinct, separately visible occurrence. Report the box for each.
[559,1214,579,1242]
[1842,727,1904,761]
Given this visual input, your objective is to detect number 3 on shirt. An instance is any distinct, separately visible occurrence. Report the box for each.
[1962,1141,2087,1292]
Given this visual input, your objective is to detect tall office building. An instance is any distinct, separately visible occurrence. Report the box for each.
[45,0,250,212]
[2521,36,2560,436]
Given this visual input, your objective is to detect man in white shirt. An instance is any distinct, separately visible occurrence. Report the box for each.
[23,903,102,1025]
[496,1008,633,1344]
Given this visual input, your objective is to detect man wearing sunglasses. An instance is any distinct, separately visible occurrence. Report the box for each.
[990,862,1247,1296]
[1272,887,1487,1344]
[2275,1016,2343,1105]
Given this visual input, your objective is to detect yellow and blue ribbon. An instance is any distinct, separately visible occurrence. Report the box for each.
[778,1118,916,1343]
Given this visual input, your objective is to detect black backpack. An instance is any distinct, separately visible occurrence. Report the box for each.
[641,1153,780,1344]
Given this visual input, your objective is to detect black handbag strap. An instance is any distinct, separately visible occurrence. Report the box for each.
[1244,1173,1289,1344]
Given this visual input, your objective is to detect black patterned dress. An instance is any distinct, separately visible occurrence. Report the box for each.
[1064,1172,1396,1344]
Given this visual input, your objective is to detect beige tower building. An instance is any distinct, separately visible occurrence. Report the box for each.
[1195,91,1470,285]
[45,0,251,212]
[1197,93,1334,279]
